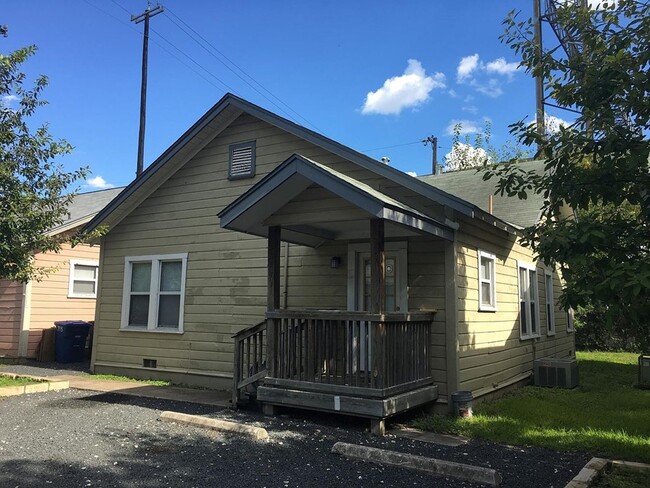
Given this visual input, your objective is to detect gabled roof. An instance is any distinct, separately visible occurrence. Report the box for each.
[84,93,518,235]
[218,154,455,247]
[418,160,546,228]
[49,187,125,235]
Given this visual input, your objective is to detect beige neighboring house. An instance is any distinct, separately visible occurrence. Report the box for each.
[0,187,123,359]
[83,94,575,430]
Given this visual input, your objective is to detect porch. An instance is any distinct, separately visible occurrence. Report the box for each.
[220,154,455,433]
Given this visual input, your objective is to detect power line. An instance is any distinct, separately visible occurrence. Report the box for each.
[362,140,424,152]
[163,6,321,132]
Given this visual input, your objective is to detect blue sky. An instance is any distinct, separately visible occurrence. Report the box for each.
[2,1,573,190]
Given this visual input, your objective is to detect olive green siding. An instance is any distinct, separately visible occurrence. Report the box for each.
[455,217,575,395]
[93,113,448,391]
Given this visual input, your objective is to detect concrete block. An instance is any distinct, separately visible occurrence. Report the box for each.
[47,381,69,391]
[24,383,49,394]
[160,411,269,442]
[0,386,25,397]
[332,441,502,486]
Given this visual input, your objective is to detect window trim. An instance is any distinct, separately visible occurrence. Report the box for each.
[567,307,575,332]
[120,253,188,333]
[68,259,99,299]
[478,250,497,312]
[544,270,555,336]
[228,140,256,180]
[517,260,540,340]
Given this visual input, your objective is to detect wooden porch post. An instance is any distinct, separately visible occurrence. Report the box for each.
[266,226,281,382]
[369,218,385,314]
[370,218,386,398]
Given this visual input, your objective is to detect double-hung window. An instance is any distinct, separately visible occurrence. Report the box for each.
[121,253,188,332]
[478,250,497,311]
[518,261,540,339]
[68,260,99,298]
[567,307,575,332]
[545,271,555,335]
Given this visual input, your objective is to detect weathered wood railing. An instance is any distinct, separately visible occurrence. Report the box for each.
[265,310,434,397]
[232,320,267,407]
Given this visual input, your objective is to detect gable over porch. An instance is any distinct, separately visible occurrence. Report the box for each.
[219,154,456,433]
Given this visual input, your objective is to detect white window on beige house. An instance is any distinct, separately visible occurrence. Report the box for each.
[478,250,497,311]
[68,260,99,298]
[121,253,188,332]
[518,261,540,339]
[545,270,555,336]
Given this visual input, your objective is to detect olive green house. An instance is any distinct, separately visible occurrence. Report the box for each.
[85,93,575,432]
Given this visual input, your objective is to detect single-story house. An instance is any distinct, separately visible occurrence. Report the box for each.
[84,93,575,433]
[0,187,123,359]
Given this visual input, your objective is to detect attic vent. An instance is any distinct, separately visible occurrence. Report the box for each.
[228,141,256,179]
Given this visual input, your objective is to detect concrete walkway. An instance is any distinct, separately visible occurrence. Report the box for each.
[51,374,232,407]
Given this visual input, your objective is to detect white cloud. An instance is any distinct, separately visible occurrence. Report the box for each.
[445,119,482,136]
[1,94,18,107]
[85,176,115,189]
[406,171,417,177]
[457,54,480,82]
[448,89,458,98]
[485,58,519,78]
[362,59,446,115]
[462,105,479,114]
[456,54,519,98]
[473,78,503,98]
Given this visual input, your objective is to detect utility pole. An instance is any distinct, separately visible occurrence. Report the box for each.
[533,0,545,141]
[131,3,164,177]
[423,135,438,175]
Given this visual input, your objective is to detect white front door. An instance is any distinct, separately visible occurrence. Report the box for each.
[347,242,407,372]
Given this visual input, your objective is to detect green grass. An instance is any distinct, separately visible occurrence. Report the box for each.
[82,374,171,387]
[412,351,650,462]
[0,376,40,387]
[592,466,650,488]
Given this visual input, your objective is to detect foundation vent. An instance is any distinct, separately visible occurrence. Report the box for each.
[143,358,157,368]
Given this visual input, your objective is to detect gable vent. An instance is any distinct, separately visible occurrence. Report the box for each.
[229,141,256,179]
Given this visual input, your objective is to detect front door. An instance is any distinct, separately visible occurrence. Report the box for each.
[347,242,407,372]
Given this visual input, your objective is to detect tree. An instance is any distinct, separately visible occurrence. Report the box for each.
[1,46,89,282]
[443,120,529,172]
[482,1,650,349]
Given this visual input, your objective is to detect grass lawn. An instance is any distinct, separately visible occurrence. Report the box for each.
[0,376,40,387]
[412,351,650,463]
[592,466,650,488]
[82,374,171,387]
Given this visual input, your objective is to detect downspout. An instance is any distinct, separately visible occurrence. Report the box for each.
[283,242,290,309]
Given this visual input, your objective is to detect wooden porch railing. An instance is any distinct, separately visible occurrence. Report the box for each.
[265,310,434,397]
[232,320,267,407]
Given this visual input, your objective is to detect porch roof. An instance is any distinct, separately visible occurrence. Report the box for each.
[218,154,455,247]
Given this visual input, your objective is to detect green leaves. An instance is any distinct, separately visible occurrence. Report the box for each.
[492,0,650,350]
[1,46,90,282]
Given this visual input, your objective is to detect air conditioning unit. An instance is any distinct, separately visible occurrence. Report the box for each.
[534,357,579,389]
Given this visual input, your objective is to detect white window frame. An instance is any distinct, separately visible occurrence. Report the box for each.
[478,250,497,312]
[518,261,540,340]
[567,307,575,332]
[544,270,555,336]
[120,253,188,333]
[68,259,99,298]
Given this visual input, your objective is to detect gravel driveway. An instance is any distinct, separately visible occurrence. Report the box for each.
[0,388,588,487]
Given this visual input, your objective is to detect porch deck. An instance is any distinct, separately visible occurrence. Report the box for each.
[233,309,437,433]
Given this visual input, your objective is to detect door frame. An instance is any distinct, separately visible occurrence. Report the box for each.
[346,241,408,312]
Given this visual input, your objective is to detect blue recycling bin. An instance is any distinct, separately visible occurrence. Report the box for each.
[54,320,93,363]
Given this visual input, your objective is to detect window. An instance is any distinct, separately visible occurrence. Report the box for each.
[228,141,256,179]
[121,253,188,332]
[567,307,575,332]
[68,260,99,298]
[478,250,497,311]
[518,261,540,339]
[545,271,555,335]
